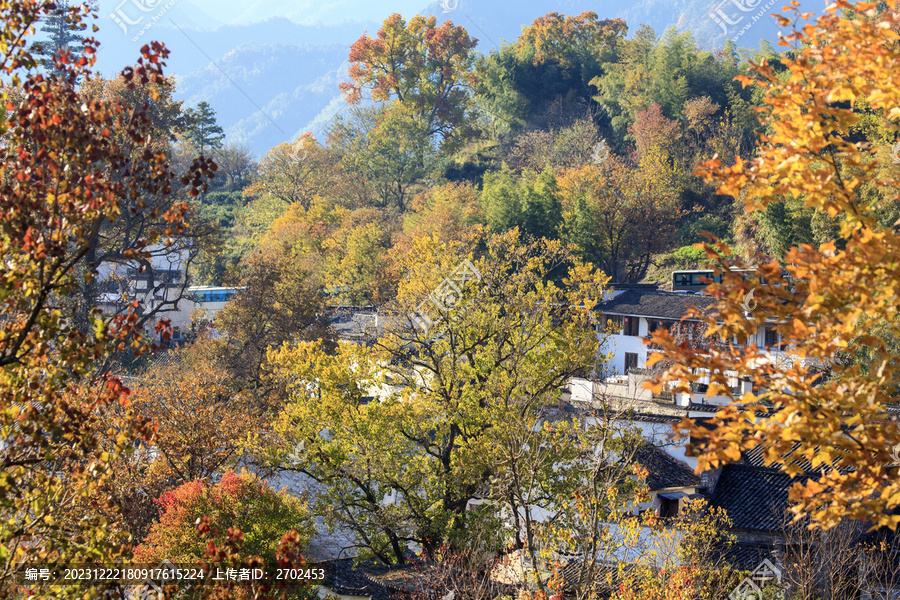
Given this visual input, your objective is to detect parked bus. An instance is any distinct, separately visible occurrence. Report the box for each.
[672,268,759,292]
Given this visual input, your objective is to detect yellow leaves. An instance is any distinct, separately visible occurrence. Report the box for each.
[705,382,729,399]
[723,445,742,463]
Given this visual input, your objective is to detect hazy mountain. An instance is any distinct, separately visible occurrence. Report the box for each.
[90,0,826,158]
[172,42,349,152]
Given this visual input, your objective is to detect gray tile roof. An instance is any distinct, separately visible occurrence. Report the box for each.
[709,464,808,533]
[561,559,620,594]
[740,443,815,472]
[634,444,701,490]
[715,541,780,571]
[331,308,380,342]
[599,289,717,320]
[320,559,394,600]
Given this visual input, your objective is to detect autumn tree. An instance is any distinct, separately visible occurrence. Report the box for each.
[213,234,335,398]
[0,3,215,597]
[135,470,315,567]
[610,499,741,600]
[559,155,682,283]
[400,181,483,247]
[648,0,900,530]
[488,402,652,598]
[105,338,260,541]
[133,471,317,600]
[319,207,397,304]
[214,142,257,190]
[242,135,336,214]
[340,13,479,151]
[505,116,601,173]
[70,71,217,338]
[266,232,609,565]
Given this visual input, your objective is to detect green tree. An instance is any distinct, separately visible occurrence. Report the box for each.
[480,164,563,240]
[476,12,627,137]
[184,100,226,155]
[592,26,752,144]
[328,103,438,211]
[266,232,609,564]
[27,0,93,75]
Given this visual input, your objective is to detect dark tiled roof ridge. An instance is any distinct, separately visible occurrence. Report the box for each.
[634,443,702,490]
[726,462,791,474]
[599,288,717,320]
[709,462,809,532]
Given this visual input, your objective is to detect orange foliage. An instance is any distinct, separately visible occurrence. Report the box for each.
[648,0,900,530]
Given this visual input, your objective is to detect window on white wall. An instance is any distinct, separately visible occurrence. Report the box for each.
[604,314,624,334]
[648,319,677,334]
[764,327,786,350]
[624,352,638,373]
[623,316,640,336]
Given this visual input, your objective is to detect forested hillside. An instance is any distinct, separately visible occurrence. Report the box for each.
[91,0,825,156]
[184,11,804,295]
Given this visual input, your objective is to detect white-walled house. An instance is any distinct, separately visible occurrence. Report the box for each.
[595,284,718,377]
[591,283,823,409]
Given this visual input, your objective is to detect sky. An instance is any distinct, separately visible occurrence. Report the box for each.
[187,0,428,25]
[98,0,428,29]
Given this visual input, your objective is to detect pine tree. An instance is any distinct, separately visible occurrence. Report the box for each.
[183,101,226,155]
[28,1,92,75]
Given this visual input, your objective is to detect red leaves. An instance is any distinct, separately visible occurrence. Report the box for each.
[340,12,478,145]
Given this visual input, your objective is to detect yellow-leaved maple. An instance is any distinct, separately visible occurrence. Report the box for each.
[648,0,900,530]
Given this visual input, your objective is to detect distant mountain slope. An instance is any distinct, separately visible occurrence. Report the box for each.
[174,42,349,152]
[92,0,826,158]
